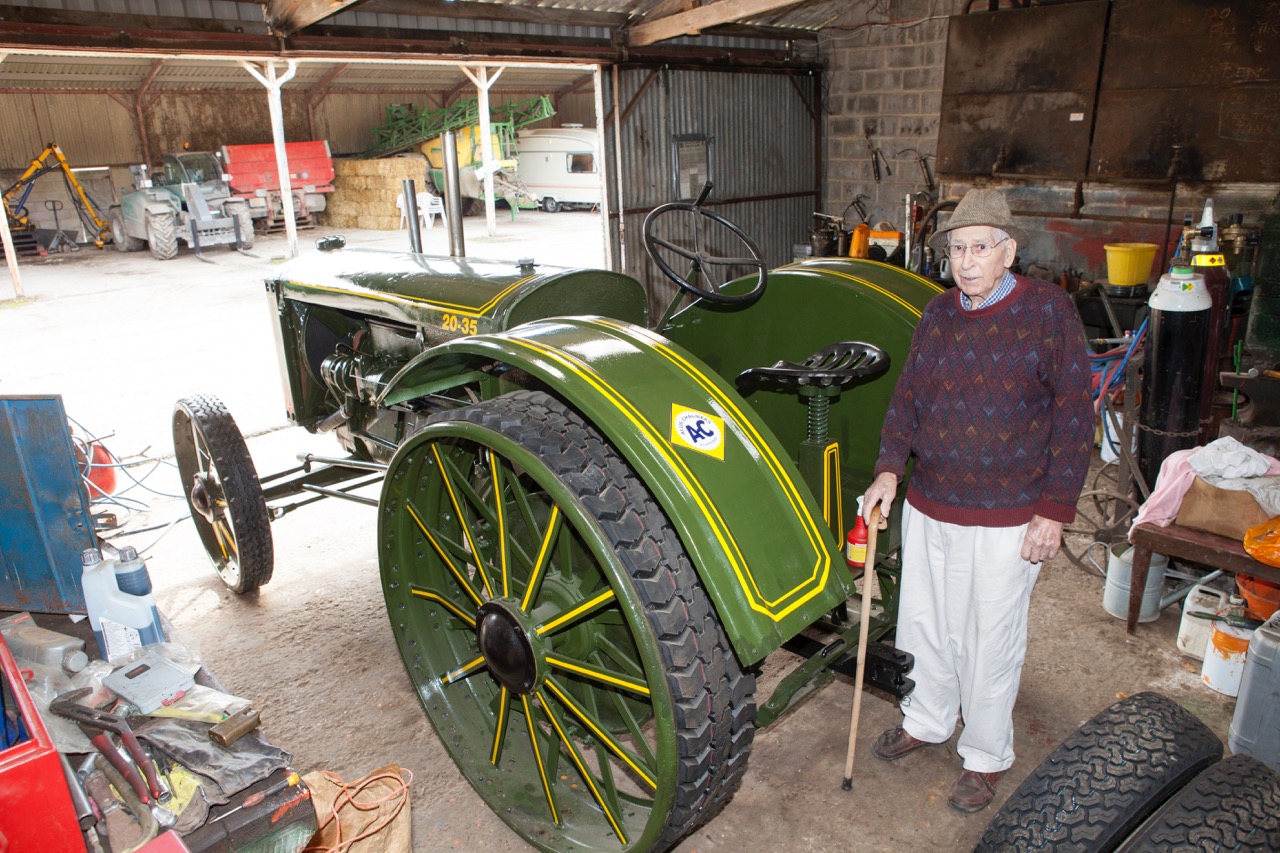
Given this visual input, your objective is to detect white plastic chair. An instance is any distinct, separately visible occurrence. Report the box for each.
[418,191,445,229]
[395,192,410,229]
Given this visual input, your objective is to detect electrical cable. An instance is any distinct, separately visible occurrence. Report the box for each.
[304,767,414,853]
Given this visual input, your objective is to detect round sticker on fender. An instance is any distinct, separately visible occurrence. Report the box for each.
[671,404,725,460]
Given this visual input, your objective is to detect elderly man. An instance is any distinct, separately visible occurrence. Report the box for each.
[862,188,1093,813]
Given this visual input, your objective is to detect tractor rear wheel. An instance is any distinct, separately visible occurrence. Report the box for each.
[380,390,755,852]
[109,208,144,252]
[173,394,273,594]
[146,212,179,260]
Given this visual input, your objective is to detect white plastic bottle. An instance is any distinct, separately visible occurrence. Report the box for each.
[80,547,165,663]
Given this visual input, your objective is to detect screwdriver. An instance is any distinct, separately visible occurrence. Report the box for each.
[211,772,301,823]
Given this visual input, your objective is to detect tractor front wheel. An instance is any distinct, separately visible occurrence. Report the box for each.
[380,390,755,852]
[109,208,144,252]
[173,394,273,593]
[146,212,179,260]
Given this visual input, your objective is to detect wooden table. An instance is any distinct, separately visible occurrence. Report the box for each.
[1127,522,1280,633]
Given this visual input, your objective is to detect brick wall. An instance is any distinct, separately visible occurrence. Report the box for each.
[819,0,956,232]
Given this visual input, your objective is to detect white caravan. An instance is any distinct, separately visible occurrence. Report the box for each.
[515,127,602,212]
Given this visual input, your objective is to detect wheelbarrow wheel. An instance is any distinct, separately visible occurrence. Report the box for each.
[173,394,273,594]
[380,390,755,852]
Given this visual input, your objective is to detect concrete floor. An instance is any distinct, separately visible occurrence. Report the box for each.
[1,213,1237,852]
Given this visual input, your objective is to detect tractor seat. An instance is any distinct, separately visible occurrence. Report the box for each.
[735,341,889,394]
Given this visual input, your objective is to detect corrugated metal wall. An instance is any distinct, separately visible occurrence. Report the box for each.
[602,66,820,316]
[0,93,139,167]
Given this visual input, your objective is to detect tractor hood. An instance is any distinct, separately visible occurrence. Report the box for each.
[270,248,647,336]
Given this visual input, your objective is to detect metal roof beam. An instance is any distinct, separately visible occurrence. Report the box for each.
[267,0,363,36]
[627,0,804,46]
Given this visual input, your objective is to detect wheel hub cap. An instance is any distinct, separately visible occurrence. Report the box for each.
[190,473,217,523]
[476,601,538,694]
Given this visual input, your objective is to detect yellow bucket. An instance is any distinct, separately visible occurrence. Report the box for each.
[1104,242,1158,286]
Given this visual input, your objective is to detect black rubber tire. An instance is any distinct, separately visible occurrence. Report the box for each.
[1116,754,1280,852]
[146,212,178,260]
[463,197,484,216]
[173,394,273,593]
[541,196,560,213]
[109,207,144,252]
[228,204,254,250]
[975,692,1223,853]
[381,390,755,852]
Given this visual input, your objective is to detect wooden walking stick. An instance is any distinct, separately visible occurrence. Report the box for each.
[842,505,882,791]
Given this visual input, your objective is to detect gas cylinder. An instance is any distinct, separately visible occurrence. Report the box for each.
[1139,265,1212,487]
[1180,198,1231,443]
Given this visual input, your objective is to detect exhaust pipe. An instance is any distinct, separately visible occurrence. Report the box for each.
[441,130,466,257]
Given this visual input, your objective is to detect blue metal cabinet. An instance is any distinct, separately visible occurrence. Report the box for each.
[0,396,94,613]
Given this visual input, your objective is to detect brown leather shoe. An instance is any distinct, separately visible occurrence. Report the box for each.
[871,726,938,761]
[947,769,1006,813]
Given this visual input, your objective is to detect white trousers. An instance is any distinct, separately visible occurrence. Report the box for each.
[897,499,1040,773]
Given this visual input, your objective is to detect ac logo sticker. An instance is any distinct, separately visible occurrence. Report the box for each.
[670,404,725,460]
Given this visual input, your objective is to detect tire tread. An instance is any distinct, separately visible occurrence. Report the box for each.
[975,691,1222,853]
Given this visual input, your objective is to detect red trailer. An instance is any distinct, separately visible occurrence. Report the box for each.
[220,141,335,233]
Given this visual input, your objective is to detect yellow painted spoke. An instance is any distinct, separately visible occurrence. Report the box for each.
[405,499,483,608]
[409,586,476,627]
[537,689,629,844]
[489,449,510,598]
[212,518,235,561]
[441,655,487,684]
[545,677,656,791]
[491,686,510,766]
[521,694,560,825]
[433,443,495,598]
[537,588,616,636]
[545,655,651,697]
[520,505,561,612]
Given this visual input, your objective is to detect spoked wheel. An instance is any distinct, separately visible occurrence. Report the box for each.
[380,391,755,852]
[1061,489,1141,572]
[173,394,273,593]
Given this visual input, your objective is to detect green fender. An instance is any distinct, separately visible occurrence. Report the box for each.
[380,316,853,665]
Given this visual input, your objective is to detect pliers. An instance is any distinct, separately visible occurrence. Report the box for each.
[50,687,164,804]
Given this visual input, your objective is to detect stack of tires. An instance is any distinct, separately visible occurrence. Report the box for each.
[977,692,1280,852]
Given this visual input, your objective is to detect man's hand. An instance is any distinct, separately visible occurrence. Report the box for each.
[862,472,898,526]
[1021,515,1064,563]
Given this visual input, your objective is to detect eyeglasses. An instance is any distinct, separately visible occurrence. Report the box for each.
[945,237,1008,259]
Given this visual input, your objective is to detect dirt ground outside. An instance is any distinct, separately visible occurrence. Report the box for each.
[1,212,1236,852]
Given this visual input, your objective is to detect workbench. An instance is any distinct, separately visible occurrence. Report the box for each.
[1127,522,1280,633]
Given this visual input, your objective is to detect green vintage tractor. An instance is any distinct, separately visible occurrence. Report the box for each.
[111,150,254,261]
[172,187,940,852]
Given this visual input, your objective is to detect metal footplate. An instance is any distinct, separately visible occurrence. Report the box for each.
[780,634,915,699]
[757,622,915,727]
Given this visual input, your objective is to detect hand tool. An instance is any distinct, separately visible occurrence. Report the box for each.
[843,505,883,791]
[210,772,301,824]
[209,707,261,746]
[1189,612,1265,630]
[865,133,891,182]
[50,687,164,803]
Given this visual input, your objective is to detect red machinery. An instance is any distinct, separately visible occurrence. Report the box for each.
[219,142,335,234]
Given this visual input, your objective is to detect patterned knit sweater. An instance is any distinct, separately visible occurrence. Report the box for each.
[873,275,1093,527]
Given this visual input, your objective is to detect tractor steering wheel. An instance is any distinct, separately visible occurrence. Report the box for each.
[642,184,767,305]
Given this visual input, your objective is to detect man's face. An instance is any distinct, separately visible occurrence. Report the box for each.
[947,225,1016,307]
